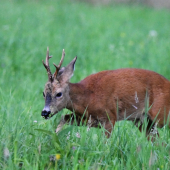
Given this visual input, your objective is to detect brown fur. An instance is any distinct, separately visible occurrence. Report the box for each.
[65,69,170,135]
[42,50,170,138]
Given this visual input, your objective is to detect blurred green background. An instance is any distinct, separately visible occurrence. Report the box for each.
[0,0,170,169]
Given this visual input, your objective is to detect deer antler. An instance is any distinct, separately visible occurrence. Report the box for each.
[53,49,65,78]
[42,47,53,82]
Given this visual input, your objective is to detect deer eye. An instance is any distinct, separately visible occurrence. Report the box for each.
[56,92,62,98]
[43,92,45,97]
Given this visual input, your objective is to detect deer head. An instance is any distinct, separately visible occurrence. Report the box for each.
[41,48,77,119]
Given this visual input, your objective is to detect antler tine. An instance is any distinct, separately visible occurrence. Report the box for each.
[53,49,65,78]
[45,47,52,67]
[42,47,53,82]
[58,49,65,69]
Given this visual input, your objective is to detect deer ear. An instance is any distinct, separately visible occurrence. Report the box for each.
[58,56,77,83]
[57,67,65,77]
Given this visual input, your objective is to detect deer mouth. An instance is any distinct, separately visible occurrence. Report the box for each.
[41,111,58,119]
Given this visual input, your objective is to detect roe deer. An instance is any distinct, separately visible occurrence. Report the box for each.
[41,48,170,138]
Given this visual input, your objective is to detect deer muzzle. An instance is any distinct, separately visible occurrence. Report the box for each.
[41,107,51,119]
[42,93,52,119]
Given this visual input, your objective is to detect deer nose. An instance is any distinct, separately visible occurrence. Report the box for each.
[41,110,51,119]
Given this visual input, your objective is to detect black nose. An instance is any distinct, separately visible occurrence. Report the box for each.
[41,110,51,119]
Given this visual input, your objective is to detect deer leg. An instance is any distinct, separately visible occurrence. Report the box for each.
[56,114,100,133]
[137,118,159,142]
[55,118,66,133]
[147,119,159,142]
[55,113,81,133]
[103,119,115,137]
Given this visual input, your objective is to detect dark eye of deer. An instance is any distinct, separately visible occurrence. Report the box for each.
[56,92,62,98]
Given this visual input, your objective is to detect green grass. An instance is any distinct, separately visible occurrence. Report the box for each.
[0,0,170,169]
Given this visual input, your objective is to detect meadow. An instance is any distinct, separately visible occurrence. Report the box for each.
[0,0,170,169]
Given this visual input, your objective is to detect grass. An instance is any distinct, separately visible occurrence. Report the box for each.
[0,0,170,169]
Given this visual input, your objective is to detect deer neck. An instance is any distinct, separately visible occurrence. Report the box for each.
[66,83,90,115]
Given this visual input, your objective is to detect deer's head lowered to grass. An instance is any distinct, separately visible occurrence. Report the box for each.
[42,48,77,119]
[42,48,170,138]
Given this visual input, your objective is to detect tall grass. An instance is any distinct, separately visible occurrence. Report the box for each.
[0,0,170,169]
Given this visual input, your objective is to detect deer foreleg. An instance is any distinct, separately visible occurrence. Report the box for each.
[55,113,81,133]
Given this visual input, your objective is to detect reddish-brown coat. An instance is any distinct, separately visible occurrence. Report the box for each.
[67,68,170,134]
[42,49,170,137]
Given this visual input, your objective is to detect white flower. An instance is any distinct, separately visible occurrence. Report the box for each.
[4,147,10,160]
[67,131,70,140]
[149,30,158,37]
[87,126,90,132]
[109,44,115,51]
[76,132,81,138]
[33,120,37,123]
